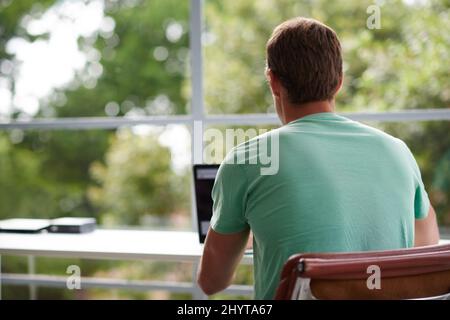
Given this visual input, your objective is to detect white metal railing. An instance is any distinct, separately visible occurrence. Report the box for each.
[0,270,253,299]
[0,109,449,130]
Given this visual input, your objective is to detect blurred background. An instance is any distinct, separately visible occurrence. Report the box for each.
[0,0,449,299]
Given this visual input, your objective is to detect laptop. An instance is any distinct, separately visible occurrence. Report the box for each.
[0,217,97,234]
[193,164,253,256]
[193,164,220,243]
[0,219,51,233]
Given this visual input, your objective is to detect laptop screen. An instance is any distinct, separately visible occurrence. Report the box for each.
[193,164,220,243]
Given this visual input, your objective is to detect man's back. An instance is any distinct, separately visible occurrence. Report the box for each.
[211,112,430,299]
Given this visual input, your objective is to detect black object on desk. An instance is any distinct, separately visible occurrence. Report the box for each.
[49,217,96,233]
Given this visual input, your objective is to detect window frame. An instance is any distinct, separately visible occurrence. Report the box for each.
[0,0,449,232]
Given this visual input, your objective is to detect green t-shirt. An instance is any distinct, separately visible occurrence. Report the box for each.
[210,112,430,300]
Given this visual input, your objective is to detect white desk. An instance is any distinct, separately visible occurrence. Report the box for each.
[0,229,253,300]
[0,229,252,263]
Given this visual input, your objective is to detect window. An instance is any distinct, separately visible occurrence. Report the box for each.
[0,0,450,228]
[0,0,190,120]
[1,1,449,236]
[1,0,449,301]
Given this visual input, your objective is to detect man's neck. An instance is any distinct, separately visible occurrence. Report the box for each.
[282,100,335,124]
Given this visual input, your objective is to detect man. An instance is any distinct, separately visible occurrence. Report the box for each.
[197,17,440,300]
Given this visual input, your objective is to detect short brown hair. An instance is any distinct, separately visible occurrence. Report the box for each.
[266,17,343,105]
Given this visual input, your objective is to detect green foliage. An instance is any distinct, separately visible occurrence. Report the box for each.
[52,0,190,118]
[88,129,189,226]
[0,0,192,224]
[204,0,449,113]
[0,0,53,60]
[0,130,110,219]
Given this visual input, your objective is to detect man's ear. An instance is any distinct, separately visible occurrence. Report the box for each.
[334,75,344,96]
[266,69,281,98]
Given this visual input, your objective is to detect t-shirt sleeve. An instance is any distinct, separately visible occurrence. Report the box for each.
[210,162,249,234]
[401,141,430,220]
[414,173,430,220]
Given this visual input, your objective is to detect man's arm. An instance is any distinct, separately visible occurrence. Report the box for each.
[197,227,250,296]
[414,205,440,247]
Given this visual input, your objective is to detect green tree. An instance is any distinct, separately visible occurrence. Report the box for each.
[0,0,191,222]
[53,0,190,118]
[88,129,189,226]
[204,0,449,113]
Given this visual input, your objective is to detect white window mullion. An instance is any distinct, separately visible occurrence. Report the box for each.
[189,0,205,233]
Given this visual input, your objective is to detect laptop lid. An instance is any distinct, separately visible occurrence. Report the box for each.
[0,219,51,233]
[193,164,220,243]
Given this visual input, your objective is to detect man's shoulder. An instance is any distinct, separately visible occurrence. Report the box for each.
[224,128,281,159]
[352,120,407,147]
[220,128,281,177]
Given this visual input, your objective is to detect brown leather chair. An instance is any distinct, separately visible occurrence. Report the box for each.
[275,244,450,300]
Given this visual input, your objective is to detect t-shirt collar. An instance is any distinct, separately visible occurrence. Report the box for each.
[287,112,346,125]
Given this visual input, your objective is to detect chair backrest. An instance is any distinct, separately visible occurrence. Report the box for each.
[275,244,450,300]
